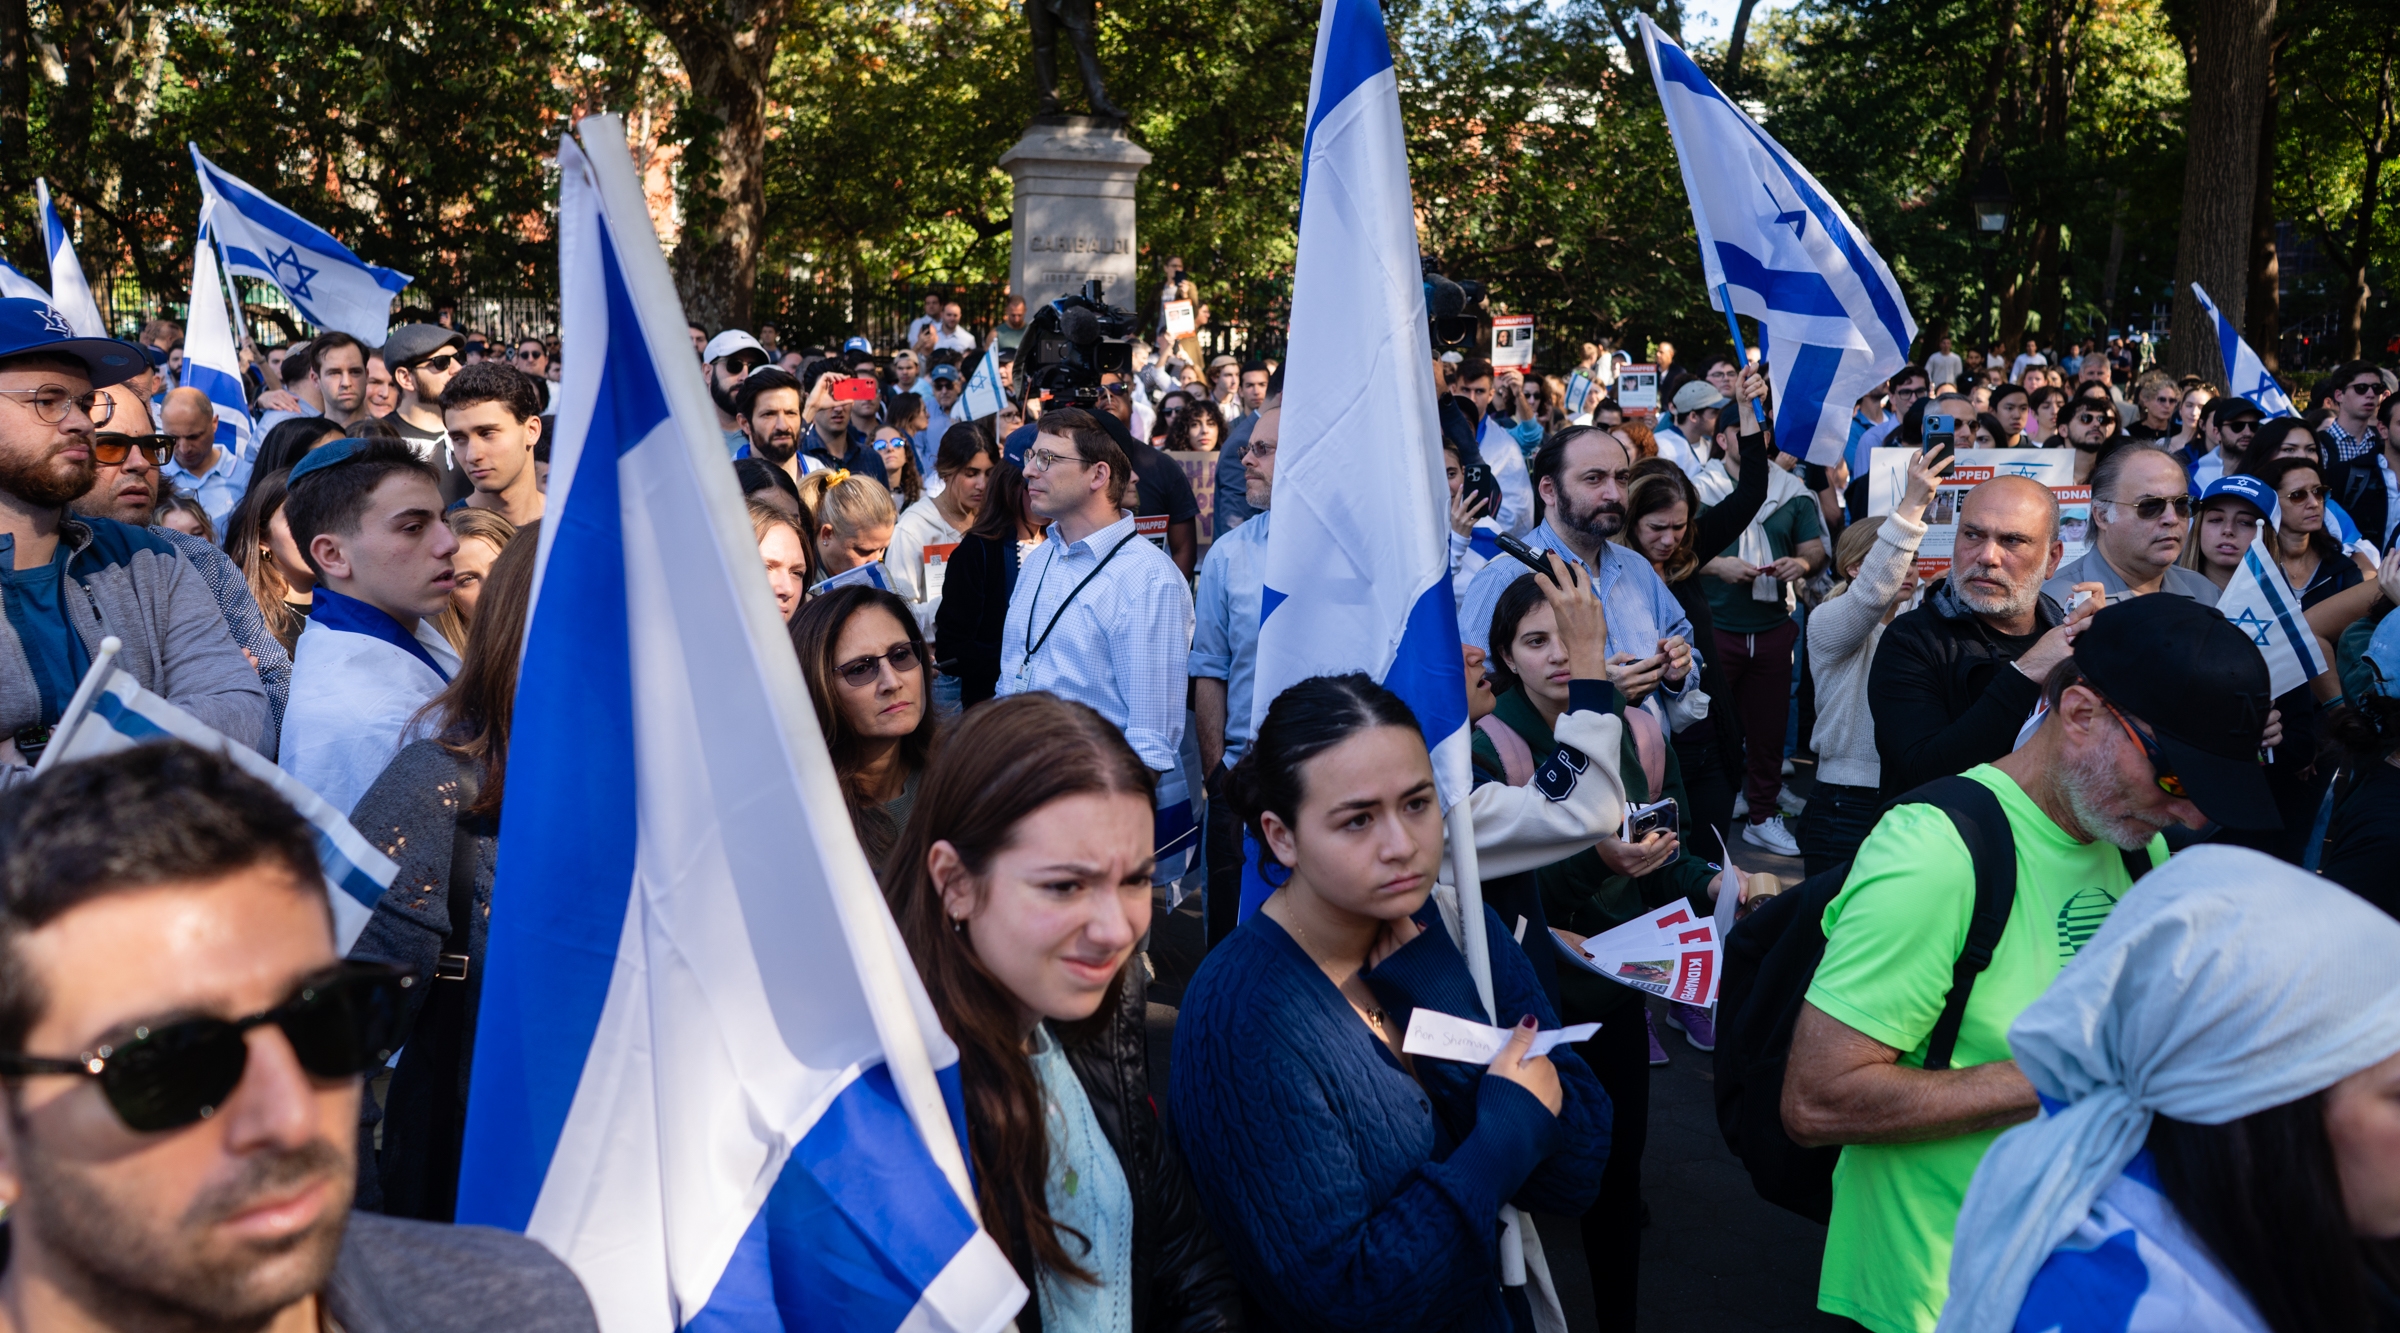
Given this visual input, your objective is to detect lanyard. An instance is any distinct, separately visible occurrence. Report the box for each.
[1017,532,1139,681]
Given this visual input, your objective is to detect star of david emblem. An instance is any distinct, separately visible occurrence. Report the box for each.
[37,306,72,336]
[1761,181,1807,241]
[266,246,320,300]
[2225,606,2274,646]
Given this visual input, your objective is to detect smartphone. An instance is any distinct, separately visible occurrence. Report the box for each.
[1493,531,1558,583]
[1923,412,1957,463]
[831,376,879,403]
[1459,458,1502,518]
[1627,798,1679,841]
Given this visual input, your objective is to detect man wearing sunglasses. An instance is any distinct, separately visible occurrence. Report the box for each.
[0,299,267,773]
[1790,594,2278,1333]
[380,323,471,504]
[2330,383,2400,555]
[0,742,598,1330]
[2316,359,2388,465]
[703,330,771,458]
[2189,395,2262,489]
[2043,444,2222,609]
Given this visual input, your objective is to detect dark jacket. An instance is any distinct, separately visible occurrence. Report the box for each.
[932,531,1020,706]
[1015,961,1243,1333]
[1867,578,2063,799]
[2330,449,2396,555]
[800,422,889,485]
[327,1211,598,1332]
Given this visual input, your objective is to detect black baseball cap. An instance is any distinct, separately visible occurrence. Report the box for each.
[2209,396,2264,425]
[2071,596,2278,829]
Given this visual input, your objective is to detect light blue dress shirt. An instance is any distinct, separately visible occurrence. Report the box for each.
[997,512,1194,772]
[1457,522,1700,713]
[161,446,254,531]
[1188,508,1268,764]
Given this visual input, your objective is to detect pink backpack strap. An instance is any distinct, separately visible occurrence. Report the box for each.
[1475,714,1537,788]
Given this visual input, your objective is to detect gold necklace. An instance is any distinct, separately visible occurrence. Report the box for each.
[1283,905,1391,1035]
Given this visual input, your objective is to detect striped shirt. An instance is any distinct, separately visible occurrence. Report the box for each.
[998,512,1193,772]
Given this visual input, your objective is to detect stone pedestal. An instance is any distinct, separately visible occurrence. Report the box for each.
[1001,116,1152,311]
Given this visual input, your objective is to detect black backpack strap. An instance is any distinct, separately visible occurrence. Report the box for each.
[2119,844,2151,886]
[1902,776,2018,1073]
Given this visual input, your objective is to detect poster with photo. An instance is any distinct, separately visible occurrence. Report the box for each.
[1867,448,2090,580]
[1491,315,1534,369]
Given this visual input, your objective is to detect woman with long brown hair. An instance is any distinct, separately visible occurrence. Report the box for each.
[430,506,517,652]
[346,527,540,1221]
[883,693,1241,1332]
[790,584,937,863]
[220,466,315,654]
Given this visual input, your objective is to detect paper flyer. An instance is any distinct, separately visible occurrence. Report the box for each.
[1491,314,1534,368]
[1401,1008,1599,1063]
[1552,899,1720,1008]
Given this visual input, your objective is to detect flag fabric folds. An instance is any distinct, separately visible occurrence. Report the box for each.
[2191,282,2296,417]
[1254,0,1469,810]
[36,180,105,338]
[183,216,255,461]
[38,649,390,953]
[959,343,1007,421]
[452,115,1023,1333]
[189,145,412,344]
[2217,529,2329,698]
[0,255,52,304]
[1641,16,1917,466]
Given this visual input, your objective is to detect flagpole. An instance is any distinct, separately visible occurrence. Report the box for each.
[1715,283,1751,367]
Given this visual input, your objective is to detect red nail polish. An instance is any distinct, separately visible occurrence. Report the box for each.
[1519,1014,1538,1029]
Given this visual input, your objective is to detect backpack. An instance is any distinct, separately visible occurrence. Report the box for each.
[1710,774,2149,1223]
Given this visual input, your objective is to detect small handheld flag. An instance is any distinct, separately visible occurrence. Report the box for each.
[2217,529,2329,696]
[959,343,1008,420]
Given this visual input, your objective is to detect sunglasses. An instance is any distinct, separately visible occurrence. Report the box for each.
[2071,411,2113,426]
[835,643,920,686]
[2103,494,2193,521]
[414,352,462,375]
[0,963,415,1133]
[2101,698,2186,800]
[92,434,174,466]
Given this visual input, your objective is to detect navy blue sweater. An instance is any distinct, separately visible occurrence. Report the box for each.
[1170,901,1611,1332]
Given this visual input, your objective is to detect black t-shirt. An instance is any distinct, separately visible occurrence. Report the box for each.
[1092,409,1199,523]
[2322,760,2400,918]
[384,413,471,504]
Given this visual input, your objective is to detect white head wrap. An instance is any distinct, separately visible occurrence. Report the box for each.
[1937,845,2400,1333]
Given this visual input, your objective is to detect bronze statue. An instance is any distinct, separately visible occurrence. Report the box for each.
[1031,0,1125,120]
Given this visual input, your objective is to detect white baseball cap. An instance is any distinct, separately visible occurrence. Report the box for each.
[703,330,767,364]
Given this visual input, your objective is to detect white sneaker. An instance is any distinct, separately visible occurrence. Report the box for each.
[1743,815,1802,857]
[1731,793,1749,820]
[1777,787,1807,816]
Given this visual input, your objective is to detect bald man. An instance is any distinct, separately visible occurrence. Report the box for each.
[1865,475,2103,798]
[158,386,251,529]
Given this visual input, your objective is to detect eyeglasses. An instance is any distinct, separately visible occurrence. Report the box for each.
[513,347,545,362]
[1242,440,1277,458]
[0,963,414,1133]
[91,434,174,466]
[413,352,462,375]
[0,386,114,426]
[1098,384,1129,399]
[2099,698,2186,800]
[2100,494,2193,521]
[1023,447,1088,473]
[835,643,921,687]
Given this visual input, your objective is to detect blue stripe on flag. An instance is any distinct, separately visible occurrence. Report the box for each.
[181,361,251,449]
[453,221,665,1233]
[1387,580,1469,764]
[91,692,168,740]
[1298,0,1394,209]
[193,150,411,290]
[1771,344,1845,459]
[1712,243,1848,318]
[2242,546,2324,677]
[688,1064,986,1332]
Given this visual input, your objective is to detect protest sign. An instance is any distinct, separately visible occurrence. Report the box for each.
[1491,315,1534,369]
[1866,447,2090,582]
[1164,298,1197,337]
[1617,363,1659,416]
[1554,899,1720,1008]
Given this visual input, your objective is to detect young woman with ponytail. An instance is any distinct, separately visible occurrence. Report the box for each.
[881,692,1240,1333]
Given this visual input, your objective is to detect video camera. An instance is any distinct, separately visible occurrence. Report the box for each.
[1424,267,1487,354]
[1017,279,1138,409]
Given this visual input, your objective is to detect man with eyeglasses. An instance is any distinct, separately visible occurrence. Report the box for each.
[1789,595,2275,1333]
[2318,360,2389,466]
[2330,385,2400,554]
[2189,395,2262,489]
[0,742,599,1332]
[306,332,373,430]
[1848,365,1926,477]
[378,324,470,502]
[158,386,250,530]
[2043,444,2221,609]
[1191,403,1278,948]
[0,300,267,773]
[703,330,771,458]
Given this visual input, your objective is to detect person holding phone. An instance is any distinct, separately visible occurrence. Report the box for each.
[798,370,889,485]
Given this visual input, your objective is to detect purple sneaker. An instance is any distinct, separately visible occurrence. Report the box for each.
[1645,1009,1670,1066]
[1663,1001,1717,1053]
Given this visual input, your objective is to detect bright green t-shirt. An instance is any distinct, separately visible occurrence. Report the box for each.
[1804,764,2164,1333]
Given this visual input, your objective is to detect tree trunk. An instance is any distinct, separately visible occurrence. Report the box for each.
[2335,36,2393,361]
[1723,0,1762,83]
[2100,185,2127,322]
[2243,27,2285,371]
[2166,0,2278,380]
[0,0,27,191]
[1958,0,2024,183]
[634,0,797,333]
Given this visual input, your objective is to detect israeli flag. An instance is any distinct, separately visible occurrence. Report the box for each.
[1642,16,1916,466]
[38,640,391,953]
[1253,0,1468,811]
[0,255,51,304]
[2217,529,2329,696]
[189,145,412,344]
[182,215,254,460]
[959,342,1007,421]
[2190,282,2295,417]
[453,116,1023,1333]
[35,180,105,338]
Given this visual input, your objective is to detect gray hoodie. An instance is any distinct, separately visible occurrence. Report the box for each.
[0,514,266,783]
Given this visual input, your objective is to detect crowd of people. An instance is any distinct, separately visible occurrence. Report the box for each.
[0,272,2396,1333]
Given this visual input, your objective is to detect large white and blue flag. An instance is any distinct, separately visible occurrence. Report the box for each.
[959,342,1007,420]
[2190,282,2295,417]
[453,116,1023,1333]
[0,254,51,304]
[189,145,411,344]
[2218,528,2329,697]
[182,213,254,461]
[35,180,105,338]
[1642,16,1917,466]
[37,642,392,953]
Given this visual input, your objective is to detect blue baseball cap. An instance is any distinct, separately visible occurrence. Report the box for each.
[2198,473,2274,522]
[2363,614,2400,699]
[842,336,872,354]
[0,298,145,389]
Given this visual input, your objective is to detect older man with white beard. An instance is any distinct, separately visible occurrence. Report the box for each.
[1864,475,2106,801]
